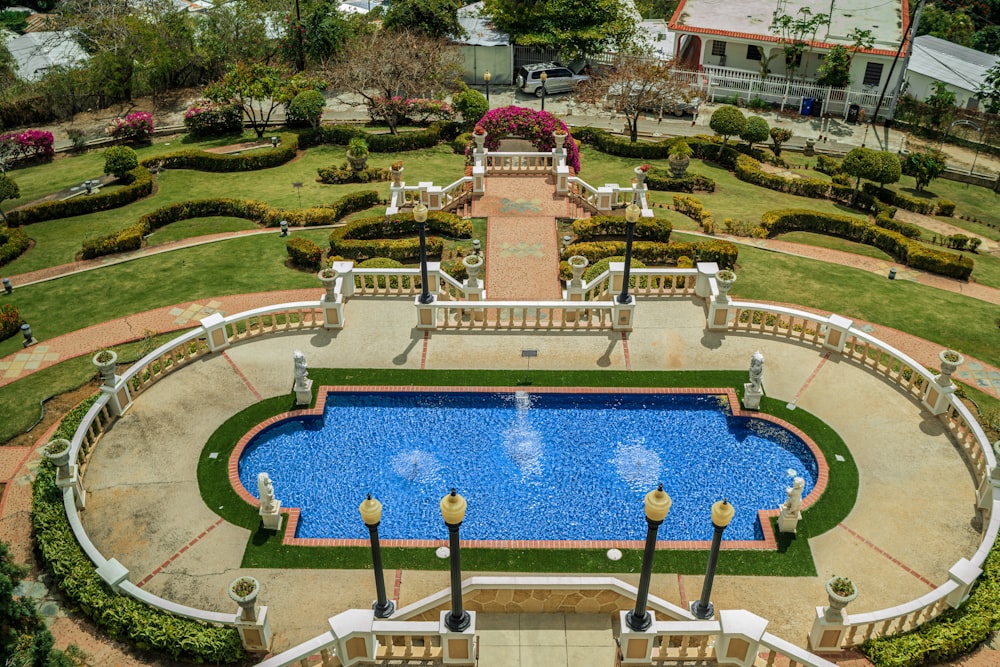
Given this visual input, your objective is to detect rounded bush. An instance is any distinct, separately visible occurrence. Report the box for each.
[452,87,489,129]
[104,145,138,178]
[287,90,326,129]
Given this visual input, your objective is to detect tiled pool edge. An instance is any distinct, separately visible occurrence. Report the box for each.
[227,386,830,551]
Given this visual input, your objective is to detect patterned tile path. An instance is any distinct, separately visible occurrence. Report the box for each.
[473,175,572,301]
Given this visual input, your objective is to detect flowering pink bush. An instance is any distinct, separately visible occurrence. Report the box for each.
[184,100,243,137]
[106,112,155,143]
[471,106,581,173]
[0,129,55,162]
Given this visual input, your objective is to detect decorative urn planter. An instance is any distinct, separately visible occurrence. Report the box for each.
[823,577,858,622]
[317,268,338,300]
[804,137,817,156]
[92,350,118,385]
[44,438,72,468]
[568,255,589,285]
[472,128,487,150]
[389,164,404,187]
[668,155,690,178]
[346,150,368,172]
[634,165,649,185]
[229,576,261,621]
[715,269,736,299]
[553,130,567,149]
[939,349,965,384]
[462,254,483,284]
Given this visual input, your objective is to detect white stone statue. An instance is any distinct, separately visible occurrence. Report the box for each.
[782,477,805,515]
[749,351,764,392]
[293,350,308,385]
[257,472,277,513]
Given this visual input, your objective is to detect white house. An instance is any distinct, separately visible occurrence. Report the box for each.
[904,35,999,110]
[5,31,87,81]
[667,0,909,119]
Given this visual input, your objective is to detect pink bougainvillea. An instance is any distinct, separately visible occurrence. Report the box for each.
[0,129,55,161]
[106,112,155,143]
[471,106,581,173]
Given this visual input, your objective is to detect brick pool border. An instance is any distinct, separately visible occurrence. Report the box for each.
[228,386,829,550]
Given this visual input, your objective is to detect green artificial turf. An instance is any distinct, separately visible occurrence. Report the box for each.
[195,369,857,574]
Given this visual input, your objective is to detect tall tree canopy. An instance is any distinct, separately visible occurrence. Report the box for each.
[383,0,463,40]
[482,0,639,56]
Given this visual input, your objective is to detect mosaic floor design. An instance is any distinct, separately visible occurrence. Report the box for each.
[499,241,547,258]
[955,361,1000,393]
[498,197,544,214]
[169,300,224,326]
[0,345,61,378]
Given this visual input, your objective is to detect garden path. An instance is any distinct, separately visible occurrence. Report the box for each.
[892,208,999,253]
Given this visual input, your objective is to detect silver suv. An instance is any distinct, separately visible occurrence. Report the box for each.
[515,63,590,97]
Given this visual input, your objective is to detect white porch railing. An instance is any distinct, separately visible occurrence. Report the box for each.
[483,151,554,173]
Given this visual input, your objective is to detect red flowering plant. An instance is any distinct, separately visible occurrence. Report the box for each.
[466,106,581,173]
[106,112,155,143]
[638,164,651,172]
[0,129,55,163]
[473,125,486,135]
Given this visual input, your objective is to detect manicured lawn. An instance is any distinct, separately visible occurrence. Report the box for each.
[195,369,856,574]
[145,216,260,244]
[776,231,894,260]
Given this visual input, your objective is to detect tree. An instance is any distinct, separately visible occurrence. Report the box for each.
[326,30,462,135]
[384,0,463,40]
[292,0,369,69]
[925,81,957,130]
[903,151,946,191]
[875,151,902,192]
[194,0,279,79]
[918,4,975,46]
[979,62,1000,113]
[576,57,693,142]
[842,146,881,203]
[451,87,489,129]
[205,63,297,139]
[769,127,792,156]
[972,25,1000,55]
[287,89,326,128]
[483,0,639,57]
[769,8,830,82]
[0,173,18,221]
[709,105,746,155]
[741,115,769,150]
[103,145,138,179]
[816,45,851,87]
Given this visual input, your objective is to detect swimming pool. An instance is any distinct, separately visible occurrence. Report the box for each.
[235,389,821,543]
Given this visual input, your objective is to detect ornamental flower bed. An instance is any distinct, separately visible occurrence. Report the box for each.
[0,129,55,164]
[106,111,155,143]
[472,106,581,173]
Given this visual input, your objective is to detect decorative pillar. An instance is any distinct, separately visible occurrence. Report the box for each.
[695,262,718,298]
[742,351,764,410]
[946,558,982,608]
[257,472,283,531]
[777,477,805,533]
[92,350,132,417]
[555,164,570,194]
[564,255,588,323]
[45,439,85,509]
[473,164,486,194]
[229,577,273,653]
[440,611,477,666]
[462,255,485,322]
[809,578,858,653]
[333,261,355,298]
[707,270,737,331]
[822,314,854,353]
[716,610,769,667]
[318,267,344,329]
[596,186,615,212]
[293,350,312,406]
[201,312,231,352]
[923,349,964,415]
[330,610,376,666]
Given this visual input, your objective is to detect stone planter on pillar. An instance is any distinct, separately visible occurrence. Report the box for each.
[318,267,338,301]
[568,255,588,287]
[808,578,857,653]
[389,162,404,187]
[938,349,965,386]
[823,577,858,622]
[93,350,118,387]
[634,165,649,185]
[462,254,483,289]
[472,128,487,150]
[229,577,273,653]
[45,438,85,509]
[924,349,964,415]
[708,269,737,330]
[553,131,567,150]
[715,269,736,301]
[804,138,816,156]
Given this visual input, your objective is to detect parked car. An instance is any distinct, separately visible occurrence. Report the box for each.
[515,62,590,97]
[606,81,701,116]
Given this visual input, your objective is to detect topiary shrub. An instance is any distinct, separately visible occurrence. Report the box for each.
[329,211,469,261]
[451,87,489,129]
[0,225,29,266]
[0,303,22,341]
[572,215,672,242]
[287,90,326,129]
[286,237,323,270]
[104,145,139,179]
[317,163,389,184]
[936,199,955,216]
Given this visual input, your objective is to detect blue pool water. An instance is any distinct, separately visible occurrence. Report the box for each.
[237,391,819,542]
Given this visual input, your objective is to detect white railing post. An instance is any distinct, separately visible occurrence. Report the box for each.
[329,610,376,666]
[716,610,768,667]
[440,611,477,665]
[695,262,718,299]
[707,280,734,330]
[808,606,848,654]
[946,558,982,608]
[823,314,853,353]
[473,163,485,194]
[923,361,958,416]
[556,164,569,195]
[201,312,230,352]
[334,261,355,298]
[617,610,658,665]
[597,185,615,212]
[427,185,444,210]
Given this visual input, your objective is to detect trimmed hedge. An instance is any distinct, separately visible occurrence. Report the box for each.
[565,239,738,269]
[0,303,22,341]
[140,133,299,172]
[571,126,743,169]
[861,183,938,215]
[297,121,460,152]
[317,163,389,184]
[286,237,323,270]
[735,154,833,200]
[645,169,716,193]
[672,194,713,226]
[875,213,923,239]
[5,167,153,227]
[32,461,245,663]
[0,225,30,266]
[572,214,672,243]
[329,210,470,262]
[759,209,974,280]
[82,191,380,259]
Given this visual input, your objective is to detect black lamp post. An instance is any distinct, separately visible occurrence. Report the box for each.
[617,202,640,305]
[626,484,672,632]
[691,498,735,620]
[415,203,433,304]
[539,72,548,111]
[484,70,491,106]
[359,494,395,618]
[441,489,470,632]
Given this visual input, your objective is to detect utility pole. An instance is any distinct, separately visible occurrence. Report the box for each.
[886,0,926,120]
[294,0,305,72]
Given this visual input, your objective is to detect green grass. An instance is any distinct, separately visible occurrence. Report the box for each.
[144,216,260,244]
[776,231,894,260]
[193,369,856,573]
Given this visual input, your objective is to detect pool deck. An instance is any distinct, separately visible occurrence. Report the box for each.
[73,295,983,660]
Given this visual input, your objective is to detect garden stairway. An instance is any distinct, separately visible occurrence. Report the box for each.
[471,174,580,301]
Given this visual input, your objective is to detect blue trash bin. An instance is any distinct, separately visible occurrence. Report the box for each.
[800,98,814,116]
